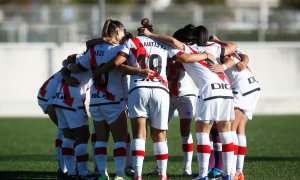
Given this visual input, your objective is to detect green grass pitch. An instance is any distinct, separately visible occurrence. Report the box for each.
[0,115,299,179]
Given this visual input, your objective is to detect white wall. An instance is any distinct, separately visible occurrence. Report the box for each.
[0,42,299,117]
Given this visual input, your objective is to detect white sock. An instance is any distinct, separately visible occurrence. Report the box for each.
[55,129,64,172]
[75,143,89,176]
[231,131,238,176]
[95,141,108,176]
[113,142,127,177]
[182,133,193,171]
[237,134,247,173]
[131,139,145,177]
[196,132,210,178]
[154,141,168,177]
[62,138,76,175]
[219,132,234,176]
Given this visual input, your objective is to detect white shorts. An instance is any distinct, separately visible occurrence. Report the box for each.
[56,106,89,129]
[169,95,195,120]
[195,96,234,124]
[89,101,127,125]
[128,87,169,130]
[37,96,54,114]
[233,89,260,119]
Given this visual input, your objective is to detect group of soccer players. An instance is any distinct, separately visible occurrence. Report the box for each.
[37,18,260,180]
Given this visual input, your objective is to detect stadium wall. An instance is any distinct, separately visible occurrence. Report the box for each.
[1,42,299,117]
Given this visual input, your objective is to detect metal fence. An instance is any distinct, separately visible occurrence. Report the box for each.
[0,3,299,43]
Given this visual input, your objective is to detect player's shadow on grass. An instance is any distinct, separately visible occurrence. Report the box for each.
[0,171,58,179]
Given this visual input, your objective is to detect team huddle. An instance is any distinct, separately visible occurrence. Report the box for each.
[37,18,260,180]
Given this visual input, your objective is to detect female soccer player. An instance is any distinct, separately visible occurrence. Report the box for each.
[92,18,213,180]
[141,25,237,180]
[68,19,152,180]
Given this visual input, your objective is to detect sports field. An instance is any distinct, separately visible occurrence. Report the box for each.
[0,115,299,179]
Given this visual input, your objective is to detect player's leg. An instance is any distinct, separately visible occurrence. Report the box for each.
[195,121,213,179]
[236,116,248,180]
[125,131,134,176]
[93,119,110,178]
[208,125,223,178]
[109,111,129,179]
[231,108,244,178]
[90,128,98,175]
[130,117,147,179]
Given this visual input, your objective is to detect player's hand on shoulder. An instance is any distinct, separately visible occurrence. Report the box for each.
[210,64,224,73]
[236,62,246,71]
[139,28,152,37]
[64,76,80,87]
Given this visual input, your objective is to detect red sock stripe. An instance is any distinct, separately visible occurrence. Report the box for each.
[95,147,107,155]
[234,145,238,155]
[155,154,168,160]
[238,146,246,155]
[197,145,211,153]
[91,133,96,142]
[76,154,89,162]
[113,147,126,156]
[222,143,234,152]
[132,150,145,157]
[55,139,62,147]
[182,143,194,152]
[62,148,74,156]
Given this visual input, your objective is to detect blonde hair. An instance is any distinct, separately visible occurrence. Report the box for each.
[101,19,124,39]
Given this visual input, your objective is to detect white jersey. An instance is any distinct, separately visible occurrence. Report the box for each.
[167,61,196,97]
[37,71,62,103]
[54,54,91,110]
[78,43,125,106]
[225,50,260,96]
[182,43,233,100]
[119,36,181,93]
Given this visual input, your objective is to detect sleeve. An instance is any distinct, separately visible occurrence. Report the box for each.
[77,51,91,71]
[167,46,182,60]
[117,40,131,59]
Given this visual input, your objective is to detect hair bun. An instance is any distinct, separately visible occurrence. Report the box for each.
[141,18,151,27]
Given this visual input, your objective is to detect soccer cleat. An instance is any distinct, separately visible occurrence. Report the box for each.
[208,168,223,178]
[191,176,208,180]
[98,175,110,180]
[182,168,192,176]
[133,176,142,180]
[233,172,244,180]
[125,166,135,176]
[113,176,125,180]
[222,175,231,180]
[65,175,79,180]
[151,166,160,175]
[57,169,67,179]
[159,175,169,180]
[78,174,95,180]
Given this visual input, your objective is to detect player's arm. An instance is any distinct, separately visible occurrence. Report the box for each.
[209,35,237,56]
[118,64,154,78]
[85,37,108,50]
[210,56,235,73]
[60,67,80,87]
[236,53,249,71]
[176,51,215,63]
[140,28,185,50]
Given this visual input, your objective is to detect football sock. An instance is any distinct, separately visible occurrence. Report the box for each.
[132,139,145,177]
[212,128,223,170]
[196,132,210,178]
[95,141,108,176]
[219,132,234,176]
[113,142,127,177]
[91,130,98,173]
[126,133,132,167]
[231,131,238,176]
[237,134,247,173]
[75,143,89,176]
[154,141,168,177]
[62,138,76,175]
[182,133,193,171]
[55,129,64,172]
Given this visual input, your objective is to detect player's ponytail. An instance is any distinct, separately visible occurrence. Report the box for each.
[193,25,209,46]
[101,19,124,39]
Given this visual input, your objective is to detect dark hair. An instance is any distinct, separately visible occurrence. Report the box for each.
[101,19,124,38]
[172,24,196,44]
[138,18,153,35]
[193,25,208,46]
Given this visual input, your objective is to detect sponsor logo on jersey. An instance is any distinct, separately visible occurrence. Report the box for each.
[211,83,231,90]
[248,76,258,84]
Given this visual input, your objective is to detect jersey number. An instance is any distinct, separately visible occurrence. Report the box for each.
[137,54,162,76]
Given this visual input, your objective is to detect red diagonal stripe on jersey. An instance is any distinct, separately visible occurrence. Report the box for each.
[130,37,149,69]
[238,146,246,155]
[39,75,55,97]
[76,154,89,162]
[222,143,234,152]
[95,147,107,155]
[62,82,74,107]
[182,143,194,152]
[113,147,126,157]
[132,150,145,157]
[62,148,74,156]
[197,145,211,153]
[155,154,168,160]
